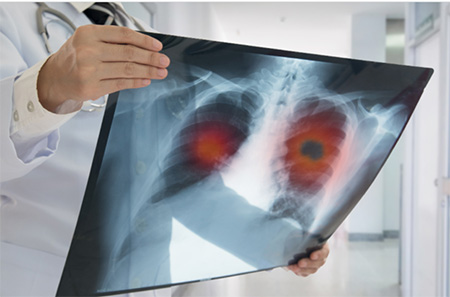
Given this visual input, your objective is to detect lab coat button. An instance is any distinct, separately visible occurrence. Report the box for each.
[13,110,19,121]
[27,101,35,112]
[136,161,147,175]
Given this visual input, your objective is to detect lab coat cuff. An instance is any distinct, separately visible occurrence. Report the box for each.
[11,58,80,139]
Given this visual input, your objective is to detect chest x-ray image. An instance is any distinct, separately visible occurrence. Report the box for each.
[57,32,432,296]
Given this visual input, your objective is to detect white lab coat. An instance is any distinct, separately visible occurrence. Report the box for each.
[0,3,172,296]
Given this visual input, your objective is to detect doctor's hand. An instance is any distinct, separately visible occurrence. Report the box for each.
[37,25,170,113]
[287,243,330,277]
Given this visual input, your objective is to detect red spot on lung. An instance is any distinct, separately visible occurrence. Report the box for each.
[283,109,347,192]
[188,121,243,172]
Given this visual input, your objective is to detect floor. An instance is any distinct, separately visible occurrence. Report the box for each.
[173,236,401,297]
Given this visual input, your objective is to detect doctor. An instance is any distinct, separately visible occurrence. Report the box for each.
[0,2,329,297]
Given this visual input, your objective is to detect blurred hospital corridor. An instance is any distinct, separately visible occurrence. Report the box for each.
[175,235,401,297]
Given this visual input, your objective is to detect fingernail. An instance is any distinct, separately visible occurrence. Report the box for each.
[142,79,151,85]
[160,56,170,67]
[157,69,167,78]
[153,39,163,50]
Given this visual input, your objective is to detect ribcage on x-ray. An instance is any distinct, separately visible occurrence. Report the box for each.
[151,90,262,202]
[270,98,349,227]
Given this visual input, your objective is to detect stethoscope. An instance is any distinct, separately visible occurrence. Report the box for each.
[37,2,146,53]
[36,2,147,111]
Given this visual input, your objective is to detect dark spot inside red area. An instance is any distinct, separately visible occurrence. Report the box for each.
[300,140,324,160]
[283,108,347,192]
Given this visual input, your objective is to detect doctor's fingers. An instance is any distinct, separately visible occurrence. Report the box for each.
[75,25,163,52]
[297,257,327,269]
[291,266,321,277]
[98,78,153,94]
[310,244,330,260]
[287,257,326,273]
[98,62,168,80]
[287,258,326,276]
[99,43,170,68]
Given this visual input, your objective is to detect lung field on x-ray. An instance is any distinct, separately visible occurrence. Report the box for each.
[270,98,349,227]
[150,89,263,203]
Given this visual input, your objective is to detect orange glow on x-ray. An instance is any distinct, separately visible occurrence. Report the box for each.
[189,122,243,172]
[283,109,347,192]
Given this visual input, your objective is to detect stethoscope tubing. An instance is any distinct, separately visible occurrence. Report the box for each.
[36,2,145,53]
[37,2,76,53]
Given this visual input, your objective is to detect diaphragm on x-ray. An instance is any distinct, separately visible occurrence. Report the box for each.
[57,32,432,296]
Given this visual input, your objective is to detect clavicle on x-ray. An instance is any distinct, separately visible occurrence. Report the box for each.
[57,32,432,296]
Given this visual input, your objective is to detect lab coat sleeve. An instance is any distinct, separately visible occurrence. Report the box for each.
[0,25,77,182]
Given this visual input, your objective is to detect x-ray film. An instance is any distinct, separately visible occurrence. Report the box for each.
[57,32,432,296]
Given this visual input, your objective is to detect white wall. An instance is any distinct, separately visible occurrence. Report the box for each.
[211,2,352,57]
[351,14,387,62]
[152,2,225,40]
[123,2,225,40]
[383,19,406,234]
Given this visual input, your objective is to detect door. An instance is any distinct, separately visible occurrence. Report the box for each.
[402,3,450,297]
